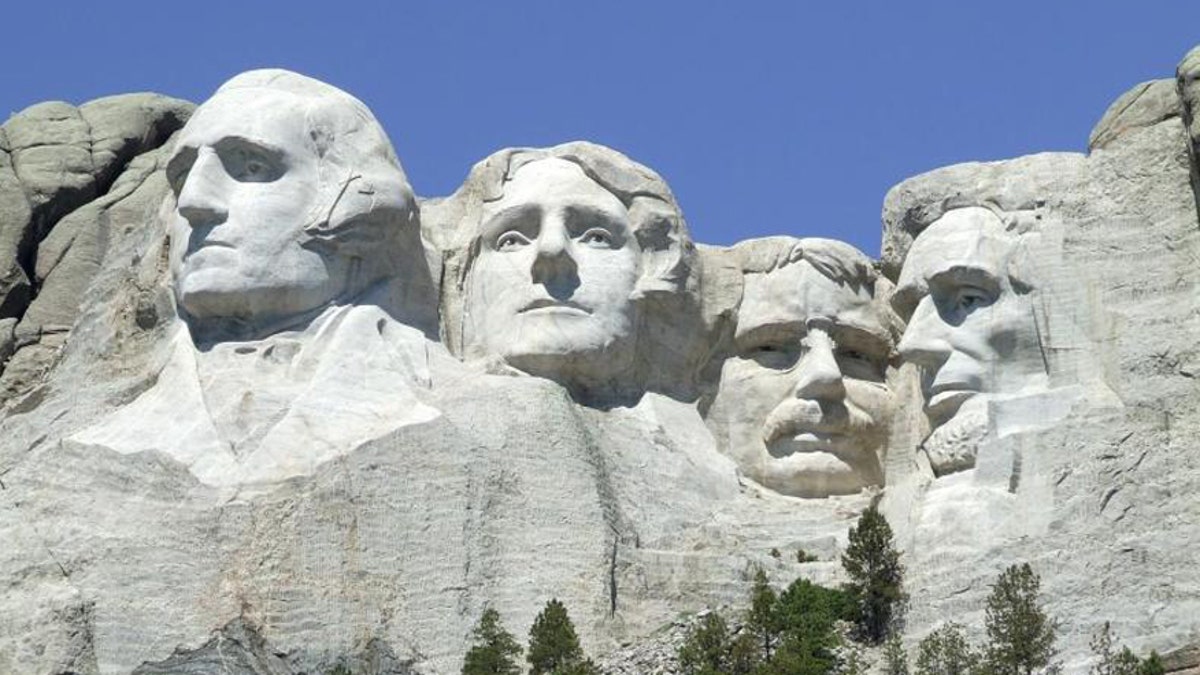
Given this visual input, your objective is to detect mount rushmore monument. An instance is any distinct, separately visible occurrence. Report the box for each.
[0,46,1199,674]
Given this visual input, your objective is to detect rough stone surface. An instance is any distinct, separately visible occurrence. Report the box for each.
[1089,79,1181,152]
[0,93,191,404]
[2,52,1200,675]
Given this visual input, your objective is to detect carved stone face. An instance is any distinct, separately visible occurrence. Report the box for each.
[167,89,350,324]
[707,260,893,497]
[895,207,1048,432]
[465,158,640,386]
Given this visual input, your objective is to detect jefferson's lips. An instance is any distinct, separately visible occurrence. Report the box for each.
[519,299,591,315]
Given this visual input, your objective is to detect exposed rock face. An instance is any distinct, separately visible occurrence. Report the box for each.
[2,48,1199,675]
[0,92,192,402]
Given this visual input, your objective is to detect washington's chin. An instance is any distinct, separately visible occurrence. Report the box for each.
[176,272,337,323]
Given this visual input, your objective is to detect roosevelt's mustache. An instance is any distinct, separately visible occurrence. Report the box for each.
[761,398,876,447]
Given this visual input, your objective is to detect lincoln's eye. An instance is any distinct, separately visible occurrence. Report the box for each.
[954,285,994,313]
[496,231,530,251]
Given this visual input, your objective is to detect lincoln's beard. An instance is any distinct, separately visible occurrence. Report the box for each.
[921,396,988,477]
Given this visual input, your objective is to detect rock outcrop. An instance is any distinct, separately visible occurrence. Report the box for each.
[1,49,1199,675]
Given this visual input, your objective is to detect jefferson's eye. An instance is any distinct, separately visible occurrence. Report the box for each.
[579,228,614,247]
[496,231,530,251]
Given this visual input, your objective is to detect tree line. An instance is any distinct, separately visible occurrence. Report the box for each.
[457,505,1164,675]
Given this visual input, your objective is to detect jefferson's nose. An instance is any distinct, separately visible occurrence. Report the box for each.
[793,332,846,400]
[897,297,952,369]
[530,215,578,286]
[177,150,229,228]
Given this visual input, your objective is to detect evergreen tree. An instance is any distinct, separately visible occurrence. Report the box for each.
[915,622,978,675]
[841,504,906,643]
[884,634,911,675]
[678,612,732,675]
[462,608,523,675]
[982,564,1056,675]
[527,599,598,675]
[1139,652,1165,675]
[746,567,782,660]
[1090,622,1164,675]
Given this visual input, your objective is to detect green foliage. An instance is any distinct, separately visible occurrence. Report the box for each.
[761,576,854,674]
[746,568,783,660]
[1139,652,1165,675]
[1089,622,1164,675]
[982,564,1056,675]
[915,623,978,675]
[677,611,756,675]
[841,504,906,644]
[796,549,820,564]
[527,599,593,675]
[462,607,523,675]
[884,634,911,675]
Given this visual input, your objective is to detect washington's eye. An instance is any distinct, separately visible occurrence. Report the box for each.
[243,159,267,178]
[579,228,614,247]
[496,231,530,251]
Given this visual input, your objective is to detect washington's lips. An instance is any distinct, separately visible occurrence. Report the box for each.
[519,298,591,315]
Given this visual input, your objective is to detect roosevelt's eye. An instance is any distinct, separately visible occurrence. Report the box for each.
[496,231,531,251]
[579,228,614,248]
[741,342,801,370]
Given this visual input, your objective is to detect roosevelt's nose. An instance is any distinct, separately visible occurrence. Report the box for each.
[793,331,846,400]
[176,150,229,228]
[530,214,579,289]
[897,297,952,369]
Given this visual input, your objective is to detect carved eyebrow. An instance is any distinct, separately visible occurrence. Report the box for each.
[734,320,805,349]
[927,265,1002,295]
[211,135,287,162]
[481,203,540,238]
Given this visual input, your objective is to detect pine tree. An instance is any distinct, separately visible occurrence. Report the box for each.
[746,567,782,660]
[982,564,1056,675]
[841,504,906,643]
[915,622,978,675]
[1090,622,1164,675]
[678,612,736,675]
[885,634,911,675]
[462,607,523,675]
[527,599,598,675]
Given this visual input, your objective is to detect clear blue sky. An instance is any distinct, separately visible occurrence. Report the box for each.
[2,2,1196,255]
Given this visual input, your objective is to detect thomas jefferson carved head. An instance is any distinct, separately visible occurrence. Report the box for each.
[705,237,899,497]
[457,142,692,398]
[166,69,421,339]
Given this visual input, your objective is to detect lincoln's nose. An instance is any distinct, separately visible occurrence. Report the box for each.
[897,296,953,371]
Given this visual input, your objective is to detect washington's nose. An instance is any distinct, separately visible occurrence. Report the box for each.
[530,215,578,287]
[793,334,846,400]
[897,298,952,369]
[176,150,229,228]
